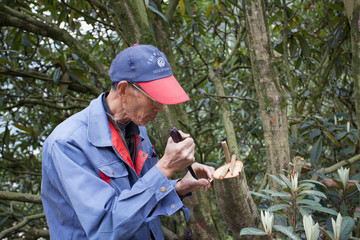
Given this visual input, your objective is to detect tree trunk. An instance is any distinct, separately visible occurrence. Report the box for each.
[243,0,290,183]
[213,161,261,240]
[208,51,260,238]
[344,0,360,144]
[109,0,155,46]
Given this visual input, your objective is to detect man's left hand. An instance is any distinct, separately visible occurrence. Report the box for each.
[175,163,215,197]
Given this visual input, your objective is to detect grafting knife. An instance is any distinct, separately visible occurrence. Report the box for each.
[169,127,198,180]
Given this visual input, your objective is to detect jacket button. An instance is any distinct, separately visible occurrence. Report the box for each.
[171,205,175,209]
[160,187,166,192]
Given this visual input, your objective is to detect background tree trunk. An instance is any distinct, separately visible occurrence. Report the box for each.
[243,0,291,184]
[344,0,360,147]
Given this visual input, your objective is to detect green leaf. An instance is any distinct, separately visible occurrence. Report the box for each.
[299,179,326,188]
[298,182,315,191]
[354,181,360,192]
[309,129,321,141]
[280,174,293,191]
[298,35,310,58]
[13,123,32,133]
[53,67,62,85]
[250,191,277,202]
[323,130,341,147]
[268,174,287,188]
[0,57,11,65]
[67,71,83,85]
[0,215,9,226]
[263,190,291,199]
[240,228,267,236]
[305,205,338,216]
[296,199,322,207]
[4,126,10,146]
[273,225,301,240]
[267,204,291,212]
[147,5,169,24]
[335,131,347,140]
[298,206,311,217]
[321,229,334,239]
[339,216,355,240]
[310,137,322,166]
[22,33,32,48]
[298,190,327,199]
[354,212,360,219]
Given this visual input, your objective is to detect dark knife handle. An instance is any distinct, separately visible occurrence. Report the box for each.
[169,127,198,180]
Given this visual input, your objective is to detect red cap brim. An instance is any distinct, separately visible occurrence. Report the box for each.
[137,75,190,105]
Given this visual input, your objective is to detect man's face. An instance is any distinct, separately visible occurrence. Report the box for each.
[122,83,164,126]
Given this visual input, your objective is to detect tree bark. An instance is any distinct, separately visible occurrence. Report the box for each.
[344,0,360,144]
[206,30,261,240]
[213,168,261,240]
[243,0,290,182]
[0,191,42,204]
[109,0,155,46]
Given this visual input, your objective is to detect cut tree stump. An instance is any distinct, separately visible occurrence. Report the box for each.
[213,161,262,240]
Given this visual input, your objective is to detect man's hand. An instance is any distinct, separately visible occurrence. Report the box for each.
[156,131,195,178]
[175,163,215,196]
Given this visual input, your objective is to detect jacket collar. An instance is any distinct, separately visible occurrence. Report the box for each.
[87,93,113,147]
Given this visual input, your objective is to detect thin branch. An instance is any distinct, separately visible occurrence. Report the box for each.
[87,0,108,12]
[26,229,50,239]
[0,212,45,239]
[60,0,114,28]
[219,32,243,69]
[0,68,101,95]
[317,154,360,175]
[0,191,42,204]
[5,100,87,111]
[203,93,258,103]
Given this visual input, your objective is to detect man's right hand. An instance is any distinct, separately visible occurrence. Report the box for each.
[156,131,195,178]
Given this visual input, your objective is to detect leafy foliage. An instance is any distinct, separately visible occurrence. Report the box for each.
[242,161,359,239]
[0,0,359,239]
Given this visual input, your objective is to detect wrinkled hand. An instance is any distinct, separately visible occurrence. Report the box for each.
[156,131,195,178]
[175,163,215,196]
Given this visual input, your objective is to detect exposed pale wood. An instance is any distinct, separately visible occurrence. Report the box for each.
[221,141,231,163]
[213,161,243,179]
[229,154,237,175]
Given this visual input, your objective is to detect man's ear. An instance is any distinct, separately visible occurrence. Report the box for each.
[116,81,129,96]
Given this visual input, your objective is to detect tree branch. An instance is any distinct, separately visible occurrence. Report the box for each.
[0,191,42,204]
[0,3,109,79]
[26,229,50,239]
[203,93,258,103]
[0,213,45,239]
[317,154,360,175]
[219,32,243,69]
[165,0,179,22]
[4,99,87,111]
[0,68,101,95]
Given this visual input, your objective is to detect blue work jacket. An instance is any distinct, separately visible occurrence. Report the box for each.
[41,94,188,240]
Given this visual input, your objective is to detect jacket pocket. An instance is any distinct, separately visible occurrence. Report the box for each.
[98,161,131,194]
[98,161,129,178]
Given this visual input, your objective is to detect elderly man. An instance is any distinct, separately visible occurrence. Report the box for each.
[41,44,214,240]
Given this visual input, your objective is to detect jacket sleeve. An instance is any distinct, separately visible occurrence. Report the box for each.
[44,139,184,240]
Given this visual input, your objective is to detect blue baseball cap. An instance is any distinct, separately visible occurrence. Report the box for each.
[109,44,190,105]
